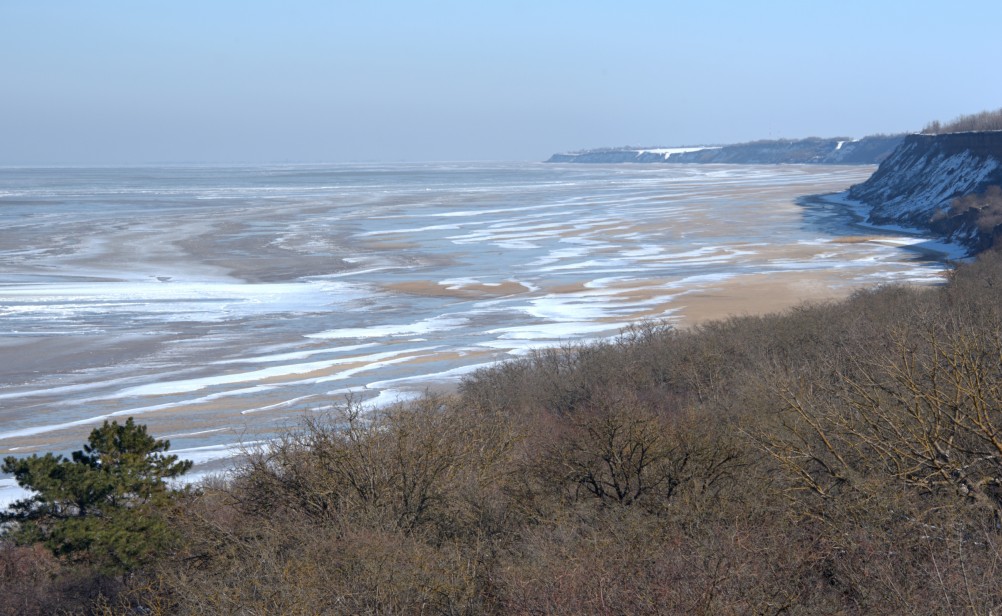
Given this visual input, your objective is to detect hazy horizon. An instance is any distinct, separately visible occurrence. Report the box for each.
[4,1,1002,165]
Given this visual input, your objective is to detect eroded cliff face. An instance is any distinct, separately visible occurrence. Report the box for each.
[847,132,1002,251]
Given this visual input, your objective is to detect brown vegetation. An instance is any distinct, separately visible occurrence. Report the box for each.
[948,185,1002,233]
[9,253,1002,613]
[922,107,1002,134]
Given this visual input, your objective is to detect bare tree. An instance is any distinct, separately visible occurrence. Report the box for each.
[923,108,1002,134]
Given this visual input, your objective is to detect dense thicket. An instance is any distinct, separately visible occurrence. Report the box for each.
[7,253,1002,614]
[922,107,1002,134]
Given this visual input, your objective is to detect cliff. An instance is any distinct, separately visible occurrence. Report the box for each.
[846,132,1002,252]
[547,135,904,165]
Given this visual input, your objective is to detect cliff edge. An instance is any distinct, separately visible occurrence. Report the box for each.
[846,132,1002,252]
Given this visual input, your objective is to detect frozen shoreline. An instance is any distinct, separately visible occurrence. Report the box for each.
[803,191,971,262]
[0,163,959,508]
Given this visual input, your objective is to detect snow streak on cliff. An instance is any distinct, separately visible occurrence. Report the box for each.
[847,133,1002,251]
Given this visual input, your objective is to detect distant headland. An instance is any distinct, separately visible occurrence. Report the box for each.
[546,134,904,165]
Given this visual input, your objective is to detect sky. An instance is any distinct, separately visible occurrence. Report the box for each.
[2,1,1002,164]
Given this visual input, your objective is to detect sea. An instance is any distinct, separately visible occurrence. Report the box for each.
[0,162,955,498]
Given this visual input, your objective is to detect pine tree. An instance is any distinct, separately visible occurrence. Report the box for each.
[1,418,192,573]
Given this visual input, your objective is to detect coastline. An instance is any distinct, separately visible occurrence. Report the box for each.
[801,191,972,262]
[0,163,960,510]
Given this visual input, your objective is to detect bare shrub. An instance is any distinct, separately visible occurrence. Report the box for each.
[136,395,525,613]
[155,520,499,614]
[948,185,1002,233]
[771,323,1002,519]
[922,108,1002,134]
[231,394,521,539]
[533,393,743,514]
[0,542,59,615]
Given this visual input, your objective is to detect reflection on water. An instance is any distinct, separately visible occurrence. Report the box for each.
[0,162,950,468]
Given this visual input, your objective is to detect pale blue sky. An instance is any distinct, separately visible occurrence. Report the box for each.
[2,1,1001,164]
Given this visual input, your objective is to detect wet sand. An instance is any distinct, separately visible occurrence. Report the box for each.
[384,279,532,298]
[675,271,857,325]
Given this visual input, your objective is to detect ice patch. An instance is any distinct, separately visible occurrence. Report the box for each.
[0,280,368,322]
[167,441,267,466]
[486,321,626,340]
[428,203,558,218]
[241,395,316,414]
[113,348,440,397]
[0,478,33,513]
[308,315,467,340]
[361,223,461,236]
[162,428,228,439]
[583,276,638,289]
[362,389,423,409]
[0,386,279,442]
[213,342,379,365]
[308,354,423,385]
[365,362,495,390]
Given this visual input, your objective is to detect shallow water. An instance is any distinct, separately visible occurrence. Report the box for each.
[0,162,949,478]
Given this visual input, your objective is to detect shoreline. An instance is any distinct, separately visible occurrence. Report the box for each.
[800,191,971,262]
[0,163,960,510]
